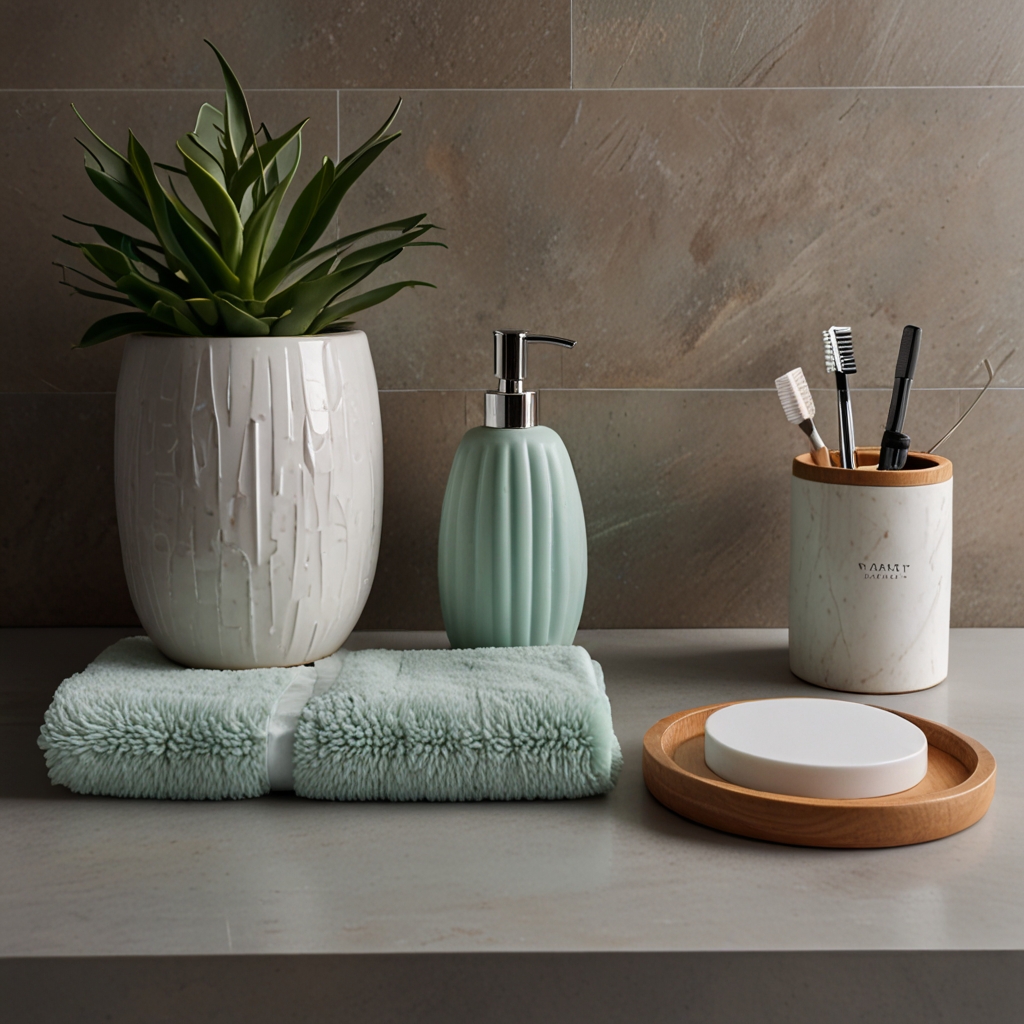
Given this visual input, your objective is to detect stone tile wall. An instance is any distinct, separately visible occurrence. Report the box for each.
[2,1,1021,627]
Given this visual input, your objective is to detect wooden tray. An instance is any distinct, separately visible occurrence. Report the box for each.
[643,702,996,848]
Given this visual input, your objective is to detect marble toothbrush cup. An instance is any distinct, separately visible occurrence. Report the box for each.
[788,448,953,693]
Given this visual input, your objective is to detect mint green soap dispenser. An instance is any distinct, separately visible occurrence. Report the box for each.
[438,330,588,648]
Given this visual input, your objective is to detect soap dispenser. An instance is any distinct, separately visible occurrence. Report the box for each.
[438,330,588,648]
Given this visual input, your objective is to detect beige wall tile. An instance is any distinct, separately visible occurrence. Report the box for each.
[942,388,1024,626]
[552,386,964,628]
[5,6,1019,637]
[358,386,1015,630]
[0,394,137,627]
[0,1,570,89]
[357,390,482,629]
[575,1,1024,88]
[313,89,1024,393]
[7,89,1021,395]
[3,387,1019,628]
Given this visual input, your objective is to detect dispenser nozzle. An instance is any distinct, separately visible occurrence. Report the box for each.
[493,330,576,391]
[487,329,577,428]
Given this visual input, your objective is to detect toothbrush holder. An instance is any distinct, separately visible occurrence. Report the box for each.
[789,448,953,694]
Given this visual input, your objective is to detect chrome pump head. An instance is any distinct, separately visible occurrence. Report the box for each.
[485,330,576,428]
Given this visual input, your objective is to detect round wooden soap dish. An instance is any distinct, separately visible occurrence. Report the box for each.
[643,702,996,848]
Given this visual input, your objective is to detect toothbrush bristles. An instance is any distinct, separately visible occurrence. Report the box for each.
[834,327,856,373]
[775,368,815,424]
[824,326,856,374]
[823,330,836,374]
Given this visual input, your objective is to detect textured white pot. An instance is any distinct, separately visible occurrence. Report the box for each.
[788,450,953,694]
[115,332,383,669]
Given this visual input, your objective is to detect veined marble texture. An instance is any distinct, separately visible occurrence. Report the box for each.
[114,333,383,669]
[789,472,953,694]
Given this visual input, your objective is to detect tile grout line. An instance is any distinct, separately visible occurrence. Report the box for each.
[5,85,1024,93]
[10,387,1024,397]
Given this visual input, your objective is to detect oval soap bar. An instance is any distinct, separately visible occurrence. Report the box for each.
[704,698,928,799]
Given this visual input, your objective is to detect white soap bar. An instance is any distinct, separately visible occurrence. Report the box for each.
[704,698,928,799]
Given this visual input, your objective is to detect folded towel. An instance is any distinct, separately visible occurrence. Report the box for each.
[38,637,621,802]
[37,637,306,800]
[293,646,621,801]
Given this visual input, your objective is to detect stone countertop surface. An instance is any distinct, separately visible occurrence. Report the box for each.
[1,627,1020,958]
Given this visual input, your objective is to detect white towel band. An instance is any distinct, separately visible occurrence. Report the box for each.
[265,667,317,791]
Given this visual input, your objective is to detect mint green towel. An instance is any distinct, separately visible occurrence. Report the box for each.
[293,645,621,801]
[38,637,300,800]
[38,638,621,801]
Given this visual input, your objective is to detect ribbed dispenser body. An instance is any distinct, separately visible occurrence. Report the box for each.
[438,426,587,648]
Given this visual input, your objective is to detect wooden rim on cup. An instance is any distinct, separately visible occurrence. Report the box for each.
[793,447,952,487]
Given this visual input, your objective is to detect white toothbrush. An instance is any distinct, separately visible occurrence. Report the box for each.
[823,326,858,469]
[776,368,832,467]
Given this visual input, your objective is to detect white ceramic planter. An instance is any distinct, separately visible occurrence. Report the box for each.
[789,449,953,693]
[115,332,383,669]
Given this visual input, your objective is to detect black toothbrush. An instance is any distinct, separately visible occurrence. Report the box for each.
[823,327,858,468]
[877,325,922,471]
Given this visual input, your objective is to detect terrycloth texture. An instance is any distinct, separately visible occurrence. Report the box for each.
[38,637,302,800]
[293,646,622,801]
[38,639,622,802]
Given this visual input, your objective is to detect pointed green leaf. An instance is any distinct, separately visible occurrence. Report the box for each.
[307,280,433,335]
[296,255,336,283]
[235,193,279,298]
[53,257,122,291]
[166,177,216,239]
[256,214,428,299]
[63,218,185,293]
[64,217,162,254]
[205,40,257,168]
[178,132,225,186]
[127,131,197,282]
[193,103,225,159]
[75,137,105,174]
[332,225,435,274]
[186,297,219,326]
[150,300,204,336]
[337,98,401,175]
[165,200,240,293]
[213,293,270,335]
[115,270,193,320]
[59,280,136,306]
[154,161,188,176]
[71,105,139,190]
[304,215,429,265]
[229,118,306,206]
[263,225,433,317]
[79,243,134,282]
[266,258,389,335]
[258,156,333,284]
[214,294,267,317]
[295,134,399,258]
[77,311,171,347]
[84,166,156,232]
[260,125,279,193]
[263,261,363,319]
[235,135,301,298]
[181,150,244,269]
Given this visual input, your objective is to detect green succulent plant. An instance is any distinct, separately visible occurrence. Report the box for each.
[57,40,442,346]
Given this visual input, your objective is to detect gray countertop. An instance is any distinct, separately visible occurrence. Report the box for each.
[1,627,1021,958]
